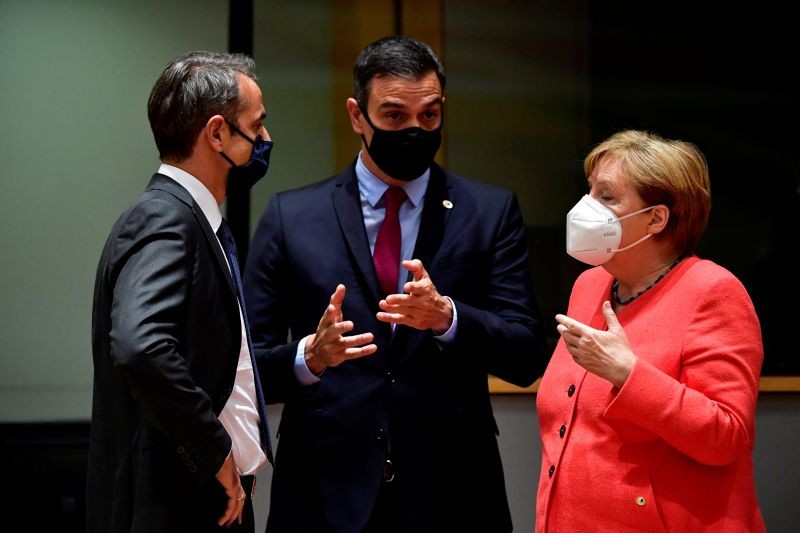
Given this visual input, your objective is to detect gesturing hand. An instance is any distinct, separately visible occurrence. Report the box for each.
[555,301,636,388]
[377,259,453,333]
[305,284,377,375]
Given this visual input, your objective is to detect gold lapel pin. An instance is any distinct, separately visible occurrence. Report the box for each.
[442,200,453,209]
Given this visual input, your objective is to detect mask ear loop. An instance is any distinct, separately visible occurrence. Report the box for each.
[357,104,379,152]
[610,204,657,223]
[225,119,258,145]
[220,119,262,168]
[609,232,652,253]
[608,204,658,253]
[358,104,379,131]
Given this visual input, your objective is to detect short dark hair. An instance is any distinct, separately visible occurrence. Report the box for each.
[353,35,446,108]
[147,51,256,161]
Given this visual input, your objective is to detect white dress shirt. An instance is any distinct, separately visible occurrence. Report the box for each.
[292,154,458,385]
[158,164,267,475]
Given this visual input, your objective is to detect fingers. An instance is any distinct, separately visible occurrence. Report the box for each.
[330,283,346,307]
[336,330,374,348]
[214,453,244,527]
[601,301,621,331]
[554,313,572,327]
[218,483,245,527]
[555,314,580,336]
[376,310,409,325]
[343,342,378,359]
[402,259,429,283]
[329,284,346,322]
[321,314,353,336]
[376,294,451,332]
[321,333,377,368]
[309,306,377,371]
[318,285,348,329]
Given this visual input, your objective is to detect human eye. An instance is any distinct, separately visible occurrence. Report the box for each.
[594,186,615,202]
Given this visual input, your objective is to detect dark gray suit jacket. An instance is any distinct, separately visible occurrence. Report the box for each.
[87,174,245,532]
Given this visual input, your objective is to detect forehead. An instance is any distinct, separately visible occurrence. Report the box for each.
[367,71,442,105]
[589,158,632,191]
[238,75,265,115]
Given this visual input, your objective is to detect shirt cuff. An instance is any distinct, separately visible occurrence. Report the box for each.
[433,297,457,343]
[294,335,321,385]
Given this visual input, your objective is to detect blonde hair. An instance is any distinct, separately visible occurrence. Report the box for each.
[584,130,711,256]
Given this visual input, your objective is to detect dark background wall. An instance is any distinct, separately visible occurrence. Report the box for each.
[587,3,799,374]
[1,0,798,530]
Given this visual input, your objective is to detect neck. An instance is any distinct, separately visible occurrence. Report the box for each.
[612,253,683,305]
[611,243,676,284]
[165,156,227,205]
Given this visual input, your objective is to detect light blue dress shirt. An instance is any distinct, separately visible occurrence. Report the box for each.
[293,154,458,384]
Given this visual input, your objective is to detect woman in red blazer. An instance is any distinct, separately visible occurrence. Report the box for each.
[536,130,765,532]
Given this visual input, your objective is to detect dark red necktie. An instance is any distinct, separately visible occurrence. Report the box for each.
[373,187,406,296]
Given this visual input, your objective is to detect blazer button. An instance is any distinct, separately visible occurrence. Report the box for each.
[567,384,576,397]
[635,496,647,506]
[559,424,566,438]
[548,465,555,478]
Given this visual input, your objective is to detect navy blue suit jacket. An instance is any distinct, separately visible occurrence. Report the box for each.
[244,162,546,532]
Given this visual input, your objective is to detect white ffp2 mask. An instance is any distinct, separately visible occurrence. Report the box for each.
[566,194,655,266]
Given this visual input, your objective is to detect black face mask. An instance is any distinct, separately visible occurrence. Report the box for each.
[359,106,442,182]
[220,121,273,196]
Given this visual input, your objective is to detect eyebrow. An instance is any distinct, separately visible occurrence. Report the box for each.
[376,102,403,111]
[252,111,267,125]
[376,96,444,111]
[587,176,617,190]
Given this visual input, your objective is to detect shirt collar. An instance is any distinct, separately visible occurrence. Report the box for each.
[157,163,223,232]
[355,152,428,208]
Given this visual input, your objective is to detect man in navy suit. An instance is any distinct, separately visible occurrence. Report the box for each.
[244,36,546,533]
[89,51,274,532]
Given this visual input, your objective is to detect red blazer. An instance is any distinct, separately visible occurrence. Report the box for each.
[536,257,765,532]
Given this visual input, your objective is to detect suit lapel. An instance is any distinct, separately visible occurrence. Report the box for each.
[394,165,453,348]
[195,209,237,302]
[410,164,452,275]
[147,174,237,303]
[331,165,383,305]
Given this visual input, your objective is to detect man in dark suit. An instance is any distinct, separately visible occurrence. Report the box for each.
[88,51,274,532]
[243,36,547,532]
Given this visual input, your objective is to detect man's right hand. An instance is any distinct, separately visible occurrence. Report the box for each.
[305,284,377,375]
[215,452,245,527]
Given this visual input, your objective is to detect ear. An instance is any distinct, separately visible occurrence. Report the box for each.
[346,98,365,135]
[647,205,670,235]
[204,115,228,153]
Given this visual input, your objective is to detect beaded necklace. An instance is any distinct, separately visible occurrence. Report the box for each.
[611,256,683,305]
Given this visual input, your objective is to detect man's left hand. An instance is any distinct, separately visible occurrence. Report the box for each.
[377,259,453,333]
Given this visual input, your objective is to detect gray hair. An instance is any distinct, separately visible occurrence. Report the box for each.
[147,51,256,161]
